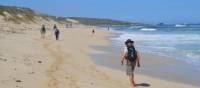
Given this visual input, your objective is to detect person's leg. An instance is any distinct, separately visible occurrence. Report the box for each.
[41,33,44,39]
[132,73,135,86]
[132,62,137,86]
[128,74,135,88]
[43,32,45,39]
[127,61,135,88]
[56,34,59,40]
[57,34,59,40]
[43,34,45,39]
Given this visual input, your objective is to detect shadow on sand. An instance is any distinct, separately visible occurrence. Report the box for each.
[135,83,151,87]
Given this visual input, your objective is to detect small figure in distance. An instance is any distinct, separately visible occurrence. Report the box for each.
[92,29,95,34]
[54,26,60,40]
[53,24,57,30]
[40,24,46,39]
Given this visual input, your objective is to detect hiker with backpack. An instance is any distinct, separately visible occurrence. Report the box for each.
[92,29,95,34]
[54,26,60,40]
[40,24,46,39]
[53,24,57,30]
[121,39,141,88]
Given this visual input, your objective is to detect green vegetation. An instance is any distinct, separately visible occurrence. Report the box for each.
[0,5,134,25]
[68,17,132,26]
[0,5,37,23]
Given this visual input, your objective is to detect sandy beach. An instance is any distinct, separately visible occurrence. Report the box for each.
[0,25,199,88]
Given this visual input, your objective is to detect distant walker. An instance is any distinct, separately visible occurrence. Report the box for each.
[40,24,46,39]
[54,25,60,40]
[92,29,95,34]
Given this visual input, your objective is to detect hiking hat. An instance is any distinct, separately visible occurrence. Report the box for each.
[125,39,134,45]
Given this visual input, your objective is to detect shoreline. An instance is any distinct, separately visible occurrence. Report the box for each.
[90,30,200,87]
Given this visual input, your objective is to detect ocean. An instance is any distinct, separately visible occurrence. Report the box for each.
[90,25,200,86]
[109,25,200,67]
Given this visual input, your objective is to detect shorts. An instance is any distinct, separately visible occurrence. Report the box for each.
[126,60,136,75]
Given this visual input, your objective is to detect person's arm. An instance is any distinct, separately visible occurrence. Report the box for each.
[121,52,126,65]
[121,47,127,65]
[136,50,141,67]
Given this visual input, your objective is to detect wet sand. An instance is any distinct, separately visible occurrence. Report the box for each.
[90,35,200,87]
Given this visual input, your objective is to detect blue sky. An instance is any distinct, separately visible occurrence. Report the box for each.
[0,0,200,24]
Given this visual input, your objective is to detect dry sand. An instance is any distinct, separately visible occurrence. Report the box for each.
[0,25,198,88]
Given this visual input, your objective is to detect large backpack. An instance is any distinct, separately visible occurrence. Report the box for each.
[127,46,137,62]
[55,29,60,35]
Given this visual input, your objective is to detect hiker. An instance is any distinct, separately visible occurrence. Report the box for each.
[40,25,46,39]
[92,29,95,34]
[121,39,141,88]
[53,24,57,30]
[54,26,60,40]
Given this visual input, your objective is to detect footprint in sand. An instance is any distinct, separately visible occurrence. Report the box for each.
[42,41,79,88]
